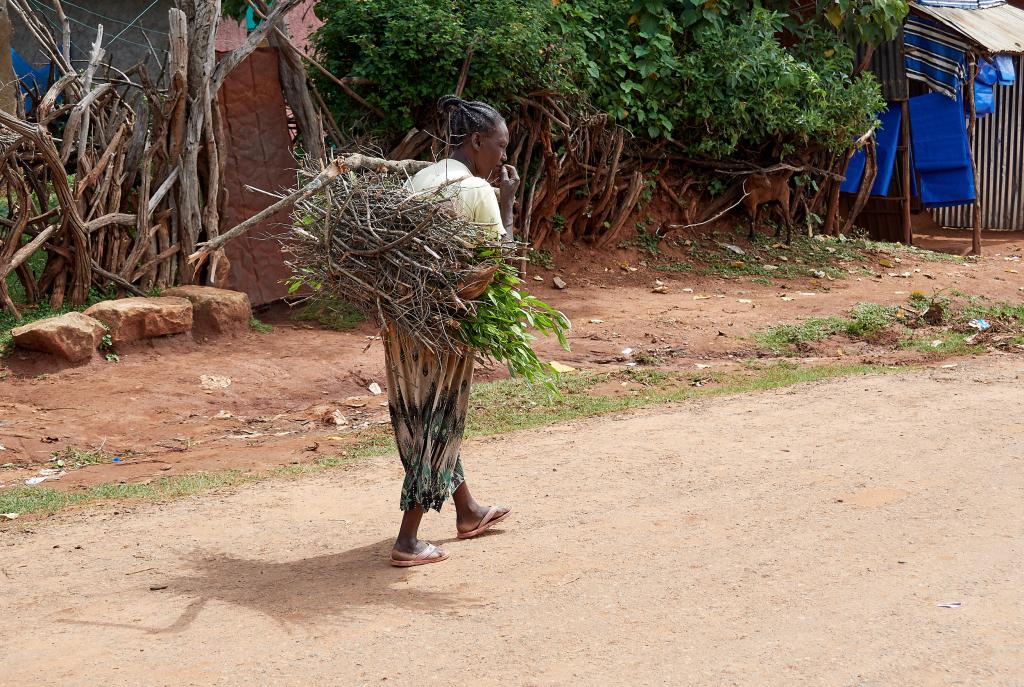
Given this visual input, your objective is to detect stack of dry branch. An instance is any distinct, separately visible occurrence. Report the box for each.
[0,0,326,318]
[281,162,503,352]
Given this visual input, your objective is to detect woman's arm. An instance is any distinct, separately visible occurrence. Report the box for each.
[498,164,520,246]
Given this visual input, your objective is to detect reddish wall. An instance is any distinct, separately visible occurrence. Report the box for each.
[217,47,298,305]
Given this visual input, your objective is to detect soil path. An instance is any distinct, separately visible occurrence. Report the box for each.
[1,233,1022,488]
[2,356,1022,685]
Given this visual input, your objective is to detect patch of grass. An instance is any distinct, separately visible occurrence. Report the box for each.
[0,470,258,517]
[899,331,984,356]
[844,302,897,337]
[292,295,366,331]
[0,361,895,518]
[51,446,115,469]
[754,316,847,353]
[856,238,965,263]
[249,317,274,334]
[959,300,1024,325]
[753,302,898,354]
[631,350,665,366]
[468,361,892,437]
[654,262,694,274]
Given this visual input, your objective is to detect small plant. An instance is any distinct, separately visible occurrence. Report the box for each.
[527,249,555,270]
[51,445,116,468]
[104,352,120,363]
[630,227,661,254]
[632,350,664,366]
[293,295,366,331]
[550,214,566,233]
[249,318,273,334]
[706,179,728,197]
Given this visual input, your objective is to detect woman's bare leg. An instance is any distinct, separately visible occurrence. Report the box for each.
[391,506,443,559]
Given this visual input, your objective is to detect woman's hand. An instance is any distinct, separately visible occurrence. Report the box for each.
[497,165,519,244]
[499,164,520,202]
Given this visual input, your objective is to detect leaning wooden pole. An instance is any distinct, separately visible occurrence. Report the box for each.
[900,99,913,245]
[966,54,982,256]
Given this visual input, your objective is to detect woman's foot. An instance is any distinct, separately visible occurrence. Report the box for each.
[456,504,511,539]
[390,539,449,567]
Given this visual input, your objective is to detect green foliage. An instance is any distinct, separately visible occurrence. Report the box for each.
[311,0,573,134]
[631,227,661,254]
[221,0,248,19]
[527,249,555,270]
[818,0,909,46]
[564,5,886,154]
[249,317,274,334]
[455,261,571,390]
[311,0,900,158]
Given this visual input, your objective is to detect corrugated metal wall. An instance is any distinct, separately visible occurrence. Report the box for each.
[934,56,1024,230]
[862,30,909,102]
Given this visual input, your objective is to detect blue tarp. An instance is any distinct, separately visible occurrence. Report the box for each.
[10,49,52,108]
[909,91,976,208]
[994,55,1016,85]
[840,104,903,196]
[975,59,998,117]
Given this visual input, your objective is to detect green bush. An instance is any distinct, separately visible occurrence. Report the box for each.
[311,0,904,157]
[312,0,574,134]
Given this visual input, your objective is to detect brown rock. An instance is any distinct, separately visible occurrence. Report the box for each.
[11,312,106,362]
[163,286,252,337]
[84,297,192,345]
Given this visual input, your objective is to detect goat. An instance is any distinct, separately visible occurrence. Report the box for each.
[743,170,794,244]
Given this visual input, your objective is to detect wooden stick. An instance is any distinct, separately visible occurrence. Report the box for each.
[0,226,55,279]
[188,155,432,265]
[50,1,72,64]
[900,100,913,245]
[966,55,982,257]
[841,135,877,236]
[91,259,146,296]
[212,0,304,93]
[244,0,384,119]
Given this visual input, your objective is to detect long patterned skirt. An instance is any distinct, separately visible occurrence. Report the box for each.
[383,326,475,512]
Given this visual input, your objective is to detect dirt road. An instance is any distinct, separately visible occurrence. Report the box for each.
[2,356,1023,686]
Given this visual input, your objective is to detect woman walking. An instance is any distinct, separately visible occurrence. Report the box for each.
[386,96,518,567]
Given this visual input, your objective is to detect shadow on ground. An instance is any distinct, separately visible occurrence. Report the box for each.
[61,538,477,634]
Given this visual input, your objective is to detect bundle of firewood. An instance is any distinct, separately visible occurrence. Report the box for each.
[281,161,504,353]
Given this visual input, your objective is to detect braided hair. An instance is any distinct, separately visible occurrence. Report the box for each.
[437,95,504,145]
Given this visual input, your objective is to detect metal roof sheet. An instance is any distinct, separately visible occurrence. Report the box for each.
[911,2,1024,54]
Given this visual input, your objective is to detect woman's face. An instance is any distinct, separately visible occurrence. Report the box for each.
[468,120,509,179]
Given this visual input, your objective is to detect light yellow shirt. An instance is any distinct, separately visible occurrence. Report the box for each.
[406,158,505,240]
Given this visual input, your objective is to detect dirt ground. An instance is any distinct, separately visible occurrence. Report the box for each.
[1,228,1022,489]
[2,355,1023,685]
